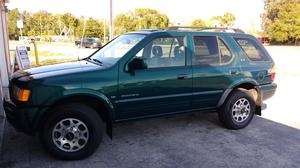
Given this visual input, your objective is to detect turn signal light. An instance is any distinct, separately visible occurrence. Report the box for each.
[271,66,276,81]
[17,89,31,102]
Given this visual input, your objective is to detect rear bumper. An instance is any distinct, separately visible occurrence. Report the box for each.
[259,83,277,101]
[3,99,42,135]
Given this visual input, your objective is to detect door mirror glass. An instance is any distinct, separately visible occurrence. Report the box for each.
[128,57,148,71]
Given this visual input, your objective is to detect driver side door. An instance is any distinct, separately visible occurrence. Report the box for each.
[116,35,193,120]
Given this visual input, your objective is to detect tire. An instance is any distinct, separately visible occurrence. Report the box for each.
[218,89,256,129]
[40,103,104,160]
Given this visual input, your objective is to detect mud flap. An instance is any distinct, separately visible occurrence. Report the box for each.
[106,121,112,139]
[255,106,261,116]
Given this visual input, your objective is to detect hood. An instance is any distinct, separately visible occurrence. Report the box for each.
[13,60,105,80]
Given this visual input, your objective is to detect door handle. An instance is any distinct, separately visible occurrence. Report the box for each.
[230,69,238,75]
[177,74,188,80]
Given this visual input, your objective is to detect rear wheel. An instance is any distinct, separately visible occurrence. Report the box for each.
[218,89,255,129]
[40,103,104,160]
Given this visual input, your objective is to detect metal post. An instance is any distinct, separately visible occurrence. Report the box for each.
[103,19,106,43]
[109,0,113,40]
[19,28,22,40]
[33,41,39,65]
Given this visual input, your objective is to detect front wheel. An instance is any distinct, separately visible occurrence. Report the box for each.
[40,103,104,160]
[218,89,256,129]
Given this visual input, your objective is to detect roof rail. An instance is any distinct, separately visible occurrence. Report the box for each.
[166,26,245,33]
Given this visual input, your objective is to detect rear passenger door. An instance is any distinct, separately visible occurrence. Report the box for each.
[191,35,239,109]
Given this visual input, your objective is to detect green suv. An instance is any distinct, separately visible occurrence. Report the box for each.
[3,27,277,160]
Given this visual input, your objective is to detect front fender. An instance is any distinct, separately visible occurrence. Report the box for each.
[33,88,115,134]
[62,88,115,111]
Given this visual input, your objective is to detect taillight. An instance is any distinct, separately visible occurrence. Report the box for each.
[269,66,276,81]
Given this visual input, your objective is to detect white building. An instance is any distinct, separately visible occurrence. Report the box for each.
[0,0,11,116]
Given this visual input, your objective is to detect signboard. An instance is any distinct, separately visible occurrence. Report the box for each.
[17,20,23,29]
[12,46,31,72]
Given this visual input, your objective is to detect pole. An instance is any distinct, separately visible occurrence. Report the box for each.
[109,0,113,40]
[33,41,39,66]
[103,19,106,43]
[19,28,22,40]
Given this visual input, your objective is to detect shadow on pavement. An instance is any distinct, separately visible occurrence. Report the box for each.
[0,113,300,168]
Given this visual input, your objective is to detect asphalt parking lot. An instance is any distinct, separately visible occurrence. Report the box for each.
[0,46,300,168]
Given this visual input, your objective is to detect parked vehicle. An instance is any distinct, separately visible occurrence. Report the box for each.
[75,38,102,48]
[4,26,277,160]
[257,36,270,44]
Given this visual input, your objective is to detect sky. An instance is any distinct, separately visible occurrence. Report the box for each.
[6,0,265,31]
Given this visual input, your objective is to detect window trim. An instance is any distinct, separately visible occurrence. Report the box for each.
[217,37,234,66]
[125,35,187,71]
[234,37,270,62]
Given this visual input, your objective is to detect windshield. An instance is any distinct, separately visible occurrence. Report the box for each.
[90,34,145,66]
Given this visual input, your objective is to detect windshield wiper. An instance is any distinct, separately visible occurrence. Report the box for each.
[84,57,103,66]
[92,58,103,65]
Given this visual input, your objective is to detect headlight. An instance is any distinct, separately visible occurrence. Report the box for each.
[13,86,31,102]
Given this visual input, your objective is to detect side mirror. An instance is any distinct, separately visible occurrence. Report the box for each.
[128,57,148,72]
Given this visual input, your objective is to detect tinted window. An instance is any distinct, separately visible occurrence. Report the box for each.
[218,38,233,64]
[136,37,185,68]
[193,36,219,65]
[235,38,270,61]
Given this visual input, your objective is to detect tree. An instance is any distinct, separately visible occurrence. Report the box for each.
[114,8,169,35]
[114,14,136,35]
[135,8,169,29]
[7,8,21,40]
[262,0,300,44]
[190,19,206,27]
[84,17,103,38]
[212,12,236,27]
[28,10,53,39]
[58,13,79,39]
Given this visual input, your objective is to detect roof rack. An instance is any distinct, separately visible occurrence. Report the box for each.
[166,26,245,33]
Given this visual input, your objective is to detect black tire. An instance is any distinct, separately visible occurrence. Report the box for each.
[40,103,104,160]
[218,89,256,129]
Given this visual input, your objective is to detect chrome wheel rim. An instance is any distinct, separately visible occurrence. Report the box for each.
[232,98,251,123]
[52,118,89,152]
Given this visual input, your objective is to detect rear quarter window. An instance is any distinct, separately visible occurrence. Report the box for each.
[234,38,270,61]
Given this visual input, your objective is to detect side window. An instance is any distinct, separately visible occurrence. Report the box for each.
[234,38,270,61]
[193,36,219,66]
[136,37,185,68]
[218,38,233,64]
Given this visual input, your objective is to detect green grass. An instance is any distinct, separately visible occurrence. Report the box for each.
[9,40,74,47]
[31,59,76,67]
[27,50,67,57]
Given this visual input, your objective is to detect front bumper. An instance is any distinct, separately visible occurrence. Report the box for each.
[259,83,277,101]
[3,99,41,135]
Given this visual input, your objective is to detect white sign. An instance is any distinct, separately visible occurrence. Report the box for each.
[17,20,23,29]
[14,46,31,70]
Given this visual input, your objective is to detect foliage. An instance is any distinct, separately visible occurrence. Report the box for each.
[114,8,169,35]
[7,8,20,40]
[262,0,300,44]
[7,8,169,40]
[212,12,236,27]
[190,19,206,27]
[7,9,104,41]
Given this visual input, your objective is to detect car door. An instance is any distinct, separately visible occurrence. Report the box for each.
[116,35,193,120]
[191,34,240,109]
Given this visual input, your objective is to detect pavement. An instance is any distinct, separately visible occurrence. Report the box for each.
[0,113,300,168]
